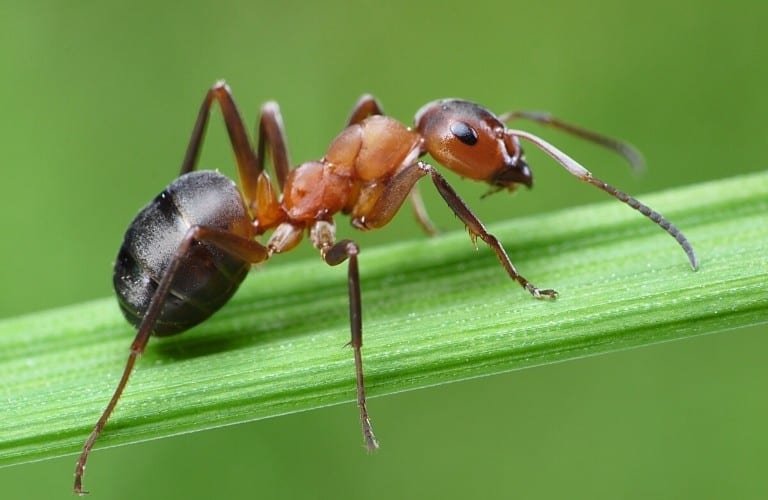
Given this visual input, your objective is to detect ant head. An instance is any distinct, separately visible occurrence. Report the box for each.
[415,99,532,190]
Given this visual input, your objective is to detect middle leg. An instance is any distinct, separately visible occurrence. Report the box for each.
[310,220,379,451]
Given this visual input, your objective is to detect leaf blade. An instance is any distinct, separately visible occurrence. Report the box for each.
[1,171,766,467]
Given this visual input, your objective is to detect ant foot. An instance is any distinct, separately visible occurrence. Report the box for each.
[527,285,558,300]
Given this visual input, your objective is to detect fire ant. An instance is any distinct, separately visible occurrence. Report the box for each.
[74,81,698,494]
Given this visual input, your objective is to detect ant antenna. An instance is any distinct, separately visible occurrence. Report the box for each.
[500,110,646,172]
[508,128,698,270]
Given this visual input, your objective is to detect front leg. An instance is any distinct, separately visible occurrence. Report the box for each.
[310,220,379,452]
[353,162,557,299]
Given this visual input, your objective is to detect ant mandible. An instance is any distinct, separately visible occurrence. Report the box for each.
[74,81,698,494]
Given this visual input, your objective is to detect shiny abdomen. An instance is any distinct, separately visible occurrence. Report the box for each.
[113,171,252,335]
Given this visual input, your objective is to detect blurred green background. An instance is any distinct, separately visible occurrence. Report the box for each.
[1,0,767,498]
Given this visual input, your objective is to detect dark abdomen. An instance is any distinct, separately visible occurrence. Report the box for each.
[114,171,252,335]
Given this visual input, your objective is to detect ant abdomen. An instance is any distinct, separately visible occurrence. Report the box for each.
[114,171,251,335]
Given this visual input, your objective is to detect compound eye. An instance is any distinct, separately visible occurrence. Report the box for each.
[449,121,478,146]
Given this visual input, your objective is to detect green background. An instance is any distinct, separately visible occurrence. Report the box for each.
[1,0,766,498]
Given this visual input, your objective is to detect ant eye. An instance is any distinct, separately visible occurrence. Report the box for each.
[449,121,478,146]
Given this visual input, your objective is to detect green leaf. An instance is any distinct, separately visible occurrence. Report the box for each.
[1,171,766,468]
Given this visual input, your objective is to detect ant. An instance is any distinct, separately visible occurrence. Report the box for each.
[74,81,698,494]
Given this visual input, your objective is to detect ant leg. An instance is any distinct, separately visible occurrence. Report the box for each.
[346,94,384,125]
[255,102,292,190]
[181,81,290,210]
[354,163,557,299]
[74,226,268,495]
[179,81,262,205]
[409,186,439,236]
[248,102,293,229]
[421,163,557,298]
[499,110,645,171]
[310,220,379,452]
[179,82,291,217]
